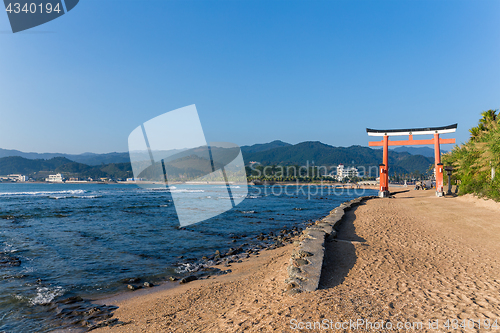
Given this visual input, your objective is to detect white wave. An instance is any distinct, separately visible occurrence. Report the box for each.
[30,286,64,305]
[0,190,86,197]
[241,210,256,214]
[49,196,65,200]
[247,195,259,199]
[170,189,205,193]
[79,195,102,199]
[214,185,241,189]
[48,194,101,200]
[3,243,17,253]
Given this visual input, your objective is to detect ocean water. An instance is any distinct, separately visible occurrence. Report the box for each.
[0,183,376,332]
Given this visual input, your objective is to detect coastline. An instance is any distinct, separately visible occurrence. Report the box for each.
[0,181,383,189]
[93,189,500,332]
[1,183,375,332]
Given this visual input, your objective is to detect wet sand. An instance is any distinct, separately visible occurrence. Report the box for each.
[95,190,500,332]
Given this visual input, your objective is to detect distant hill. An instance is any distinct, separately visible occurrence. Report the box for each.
[240,140,291,154]
[0,156,132,180]
[391,146,447,158]
[0,140,436,177]
[242,141,434,175]
[0,148,130,166]
[0,141,289,166]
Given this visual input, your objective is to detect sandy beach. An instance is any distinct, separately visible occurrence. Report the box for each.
[94,189,500,332]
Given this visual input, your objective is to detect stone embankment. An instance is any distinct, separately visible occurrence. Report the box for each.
[285,196,376,294]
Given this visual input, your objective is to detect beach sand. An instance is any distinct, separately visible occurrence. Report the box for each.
[94,190,500,332]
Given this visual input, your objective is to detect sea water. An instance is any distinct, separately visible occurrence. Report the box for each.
[0,183,376,332]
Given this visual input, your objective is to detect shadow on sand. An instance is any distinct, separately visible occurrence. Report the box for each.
[318,206,367,289]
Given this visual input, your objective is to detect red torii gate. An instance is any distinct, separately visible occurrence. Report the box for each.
[367,124,457,197]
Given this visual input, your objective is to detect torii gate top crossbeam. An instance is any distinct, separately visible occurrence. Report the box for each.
[366,123,457,137]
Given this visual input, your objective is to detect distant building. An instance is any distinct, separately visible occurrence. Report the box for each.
[336,164,359,181]
[7,174,28,182]
[46,173,65,183]
[126,178,145,182]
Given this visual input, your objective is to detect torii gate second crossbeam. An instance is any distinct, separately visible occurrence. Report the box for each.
[367,124,457,197]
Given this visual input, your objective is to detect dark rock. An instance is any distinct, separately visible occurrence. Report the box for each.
[286,288,302,295]
[295,250,313,258]
[57,296,83,305]
[179,275,198,284]
[0,254,21,267]
[226,247,243,256]
[127,284,138,291]
[287,265,302,276]
[143,282,153,287]
[293,258,309,266]
[214,250,222,260]
[122,277,141,284]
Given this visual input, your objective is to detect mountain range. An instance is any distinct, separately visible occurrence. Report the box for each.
[0,140,438,179]
[0,148,131,166]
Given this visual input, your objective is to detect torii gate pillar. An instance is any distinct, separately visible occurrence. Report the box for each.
[367,124,457,197]
[380,136,390,197]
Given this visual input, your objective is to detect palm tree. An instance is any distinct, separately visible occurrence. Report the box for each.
[469,109,499,141]
[479,109,498,129]
[469,126,482,141]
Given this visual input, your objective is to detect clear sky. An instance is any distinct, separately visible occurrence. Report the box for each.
[1,0,499,154]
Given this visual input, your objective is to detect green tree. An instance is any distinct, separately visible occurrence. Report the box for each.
[443,109,500,201]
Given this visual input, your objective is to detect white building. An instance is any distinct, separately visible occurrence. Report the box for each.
[126,178,145,182]
[7,174,28,182]
[336,164,359,181]
[46,173,65,183]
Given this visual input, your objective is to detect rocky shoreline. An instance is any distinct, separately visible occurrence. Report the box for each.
[43,197,375,331]
[43,220,317,331]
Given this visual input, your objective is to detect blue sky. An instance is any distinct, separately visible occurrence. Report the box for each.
[1,0,499,154]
